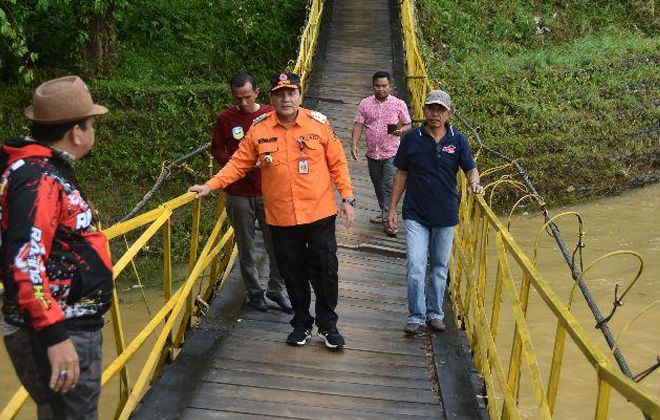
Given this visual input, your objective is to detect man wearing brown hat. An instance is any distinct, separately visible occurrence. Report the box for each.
[190,72,355,349]
[0,75,113,419]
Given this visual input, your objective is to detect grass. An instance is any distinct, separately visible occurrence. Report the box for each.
[417,0,659,207]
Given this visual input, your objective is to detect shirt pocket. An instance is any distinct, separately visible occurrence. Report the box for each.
[257,143,281,166]
[302,138,324,163]
[302,138,321,151]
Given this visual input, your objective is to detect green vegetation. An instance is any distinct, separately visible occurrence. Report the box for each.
[0,0,306,276]
[0,0,307,225]
[417,0,659,206]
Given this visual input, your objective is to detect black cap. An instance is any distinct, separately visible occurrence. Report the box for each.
[270,72,301,92]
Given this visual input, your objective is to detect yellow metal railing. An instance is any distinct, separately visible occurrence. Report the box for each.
[400,0,433,124]
[451,190,660,418]
[1,192,238,419]
[399,0,660,418]
[292,0,324,93]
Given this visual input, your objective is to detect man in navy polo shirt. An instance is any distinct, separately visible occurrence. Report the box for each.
[387,89,484,334]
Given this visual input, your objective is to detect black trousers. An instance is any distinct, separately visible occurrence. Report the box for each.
[269,215,339,330]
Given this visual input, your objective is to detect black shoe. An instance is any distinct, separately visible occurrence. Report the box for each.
[266,291,293,313]
[427,318,446,332]
[286,328,312,346]
[318,328,345,349]
[404,322,424,335]
[247,292,268,312]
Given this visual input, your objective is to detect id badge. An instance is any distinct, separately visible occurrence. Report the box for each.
[298,159,309,174]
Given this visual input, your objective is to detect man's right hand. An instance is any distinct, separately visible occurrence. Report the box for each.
[48,338,80,393]
[387,209,397,233]
[188,184,212,198]
[351,146,360,161]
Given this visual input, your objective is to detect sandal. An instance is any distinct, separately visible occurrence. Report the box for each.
[384,225,398,237]
[369,215,385,224]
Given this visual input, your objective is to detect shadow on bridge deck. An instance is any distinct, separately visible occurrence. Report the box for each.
[133,0,485,418]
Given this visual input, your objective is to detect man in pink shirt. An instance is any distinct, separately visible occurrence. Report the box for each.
[351,71,411,236]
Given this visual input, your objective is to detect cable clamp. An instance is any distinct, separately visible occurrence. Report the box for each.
[596,283,624,329]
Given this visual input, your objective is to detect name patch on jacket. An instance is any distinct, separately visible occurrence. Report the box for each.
[257,137,278,144]
[298,134,321,142]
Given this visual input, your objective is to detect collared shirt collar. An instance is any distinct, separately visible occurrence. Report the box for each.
[22,136,76,166]
[271,108,304,128]
[52,147,76,166]
[418,122,454,139]
[372,94,391,104]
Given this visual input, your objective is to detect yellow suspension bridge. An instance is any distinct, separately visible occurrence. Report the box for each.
[2,0,659,419]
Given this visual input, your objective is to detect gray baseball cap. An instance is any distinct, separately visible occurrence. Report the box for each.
[424,89,452,110]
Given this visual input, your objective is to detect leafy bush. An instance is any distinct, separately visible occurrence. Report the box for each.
[0,0,128,81]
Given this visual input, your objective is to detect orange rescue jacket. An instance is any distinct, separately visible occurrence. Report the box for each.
[206,108,354,227]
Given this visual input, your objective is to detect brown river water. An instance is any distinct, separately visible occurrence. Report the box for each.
[1,184,658,419]
[497,182,659,419]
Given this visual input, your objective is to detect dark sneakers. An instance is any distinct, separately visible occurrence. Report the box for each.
[266,291,293,313]
[404,319,445,334]
[427,318,446,332]
[403,322,424,335]
[318,328,345,349]
[247,292,268,312]
[286,328,312,346]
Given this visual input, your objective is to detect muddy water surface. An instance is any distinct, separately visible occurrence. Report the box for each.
[497,183,659,418]
[0,287,163,419]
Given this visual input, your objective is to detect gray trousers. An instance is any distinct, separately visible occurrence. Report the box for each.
[367,156,397,218]
[4,328,102,420]
[225,194,285,296]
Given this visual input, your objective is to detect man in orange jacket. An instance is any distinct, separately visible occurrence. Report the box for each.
[190,72,355,349]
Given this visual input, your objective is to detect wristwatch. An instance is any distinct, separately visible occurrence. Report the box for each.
[342,197,356,207]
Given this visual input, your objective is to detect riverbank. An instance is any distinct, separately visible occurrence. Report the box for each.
[416,0,659,208]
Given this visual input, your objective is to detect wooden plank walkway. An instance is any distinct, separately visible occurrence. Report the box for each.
[178,0,444,418]
[133,0,470,418]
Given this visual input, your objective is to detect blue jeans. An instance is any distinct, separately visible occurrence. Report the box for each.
[404,219,456,325]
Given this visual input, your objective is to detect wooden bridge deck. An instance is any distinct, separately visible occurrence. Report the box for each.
[134,0,482,418]
[184,0,442,418]
[179,1,444,418]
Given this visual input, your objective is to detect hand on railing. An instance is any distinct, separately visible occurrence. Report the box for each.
[188,184,211,198]
[467,181,485,195]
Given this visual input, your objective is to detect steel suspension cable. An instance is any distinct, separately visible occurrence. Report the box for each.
[119,142,211,223]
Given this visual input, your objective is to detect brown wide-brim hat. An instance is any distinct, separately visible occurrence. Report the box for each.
[24,75,108,124]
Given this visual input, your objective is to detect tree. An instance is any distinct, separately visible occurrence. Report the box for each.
[0,1,37,83]
[0,0,127,83]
